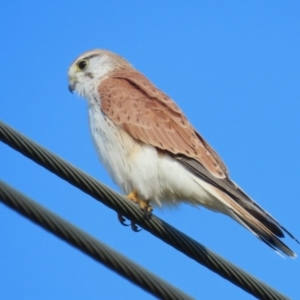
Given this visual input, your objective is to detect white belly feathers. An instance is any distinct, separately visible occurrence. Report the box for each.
[88,97,220,210]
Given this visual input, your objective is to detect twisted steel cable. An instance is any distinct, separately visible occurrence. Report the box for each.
[0,180,193,300]
[0,120,289,300]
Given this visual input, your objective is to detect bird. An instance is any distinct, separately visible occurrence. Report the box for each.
[68,49,298,257]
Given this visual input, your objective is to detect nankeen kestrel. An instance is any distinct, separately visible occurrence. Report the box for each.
[68,49,298,257]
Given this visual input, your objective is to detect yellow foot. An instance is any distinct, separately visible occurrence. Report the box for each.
[126,190,153,215]
[117,190,153,232]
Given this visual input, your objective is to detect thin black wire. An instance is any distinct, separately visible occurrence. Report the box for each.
[0,180,193,300]
[0,120,289,300]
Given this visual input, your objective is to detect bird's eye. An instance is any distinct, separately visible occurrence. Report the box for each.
[76,60,88,71]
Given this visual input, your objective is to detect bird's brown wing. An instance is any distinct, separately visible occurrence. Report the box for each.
[99,69,228,179]
[99,69,298,256]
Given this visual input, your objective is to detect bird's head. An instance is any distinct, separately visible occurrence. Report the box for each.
[68,49,132,98]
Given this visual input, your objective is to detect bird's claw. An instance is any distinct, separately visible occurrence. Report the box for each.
[117,212,130,226]
[141,204,153,217]
[117,190,153,232]
[127,190,153,216]
[131,222,142,232]
[117,213,142,232]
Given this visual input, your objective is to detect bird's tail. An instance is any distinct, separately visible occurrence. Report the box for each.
[197,179,298,257]
[228,209,296,257]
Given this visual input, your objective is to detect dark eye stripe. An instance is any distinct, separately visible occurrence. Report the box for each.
[83,54,100,60]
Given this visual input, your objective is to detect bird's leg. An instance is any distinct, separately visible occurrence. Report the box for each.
[126,190,153,215]
[117,190,153,232]
[127,190,153,231]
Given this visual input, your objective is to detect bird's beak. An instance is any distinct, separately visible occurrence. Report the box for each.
[68,77,76,93]
[68,83,75,93]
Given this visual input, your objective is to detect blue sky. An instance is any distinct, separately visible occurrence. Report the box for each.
[1,1,300,299]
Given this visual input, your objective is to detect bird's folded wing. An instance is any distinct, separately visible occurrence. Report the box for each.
[99,69,228,179]
[99,69,299,245]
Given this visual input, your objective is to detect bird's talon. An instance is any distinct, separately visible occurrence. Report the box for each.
[131,222,142,232]
[140,201,153,216]
[117,213,130,226]
[146,205,153,215]
[135,197,153,215]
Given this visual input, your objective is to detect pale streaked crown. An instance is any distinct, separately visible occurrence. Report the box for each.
[68,49,132,98]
